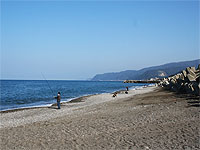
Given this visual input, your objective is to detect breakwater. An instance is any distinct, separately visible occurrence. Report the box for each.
[159,65,200,96]
[124,80,160,84]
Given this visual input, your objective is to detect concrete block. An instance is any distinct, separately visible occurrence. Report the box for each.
[186,74,196,82]
[182,70,187,78]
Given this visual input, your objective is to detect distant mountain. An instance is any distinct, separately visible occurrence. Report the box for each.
[91,59,200,81]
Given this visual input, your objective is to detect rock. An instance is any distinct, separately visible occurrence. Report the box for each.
[159,65,200,96]
[175,82,182,92]
[197,64,200,71]
[171,86,178,92]
[190,67,196,73]
[191,82,200,96]
[186,74,196,82]
[174,74,180,80]
[182,70,187,78]
[196,76,200,82]
[186,67,196,77]
[196,72,200,79]
[185,83,194,94]
[179,73,184,81]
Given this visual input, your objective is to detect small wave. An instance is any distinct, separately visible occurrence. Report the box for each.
[1,80,151,111]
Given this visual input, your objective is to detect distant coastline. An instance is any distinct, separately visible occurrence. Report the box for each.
[91,59,200,81]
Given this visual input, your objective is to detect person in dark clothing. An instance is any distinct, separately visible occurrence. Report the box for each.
[125,87,129,94]
[126,87,129,91]
[55,92,61,109]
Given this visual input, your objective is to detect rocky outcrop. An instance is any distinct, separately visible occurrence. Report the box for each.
[159,65,200,96]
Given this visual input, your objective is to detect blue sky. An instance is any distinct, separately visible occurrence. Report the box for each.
[1,1,199,80]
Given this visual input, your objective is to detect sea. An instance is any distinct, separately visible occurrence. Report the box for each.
[0,80,150,111]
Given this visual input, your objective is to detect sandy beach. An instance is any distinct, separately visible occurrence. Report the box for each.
[0,86,199,150]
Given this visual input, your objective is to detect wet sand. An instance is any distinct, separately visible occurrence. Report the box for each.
[0,86,199,150]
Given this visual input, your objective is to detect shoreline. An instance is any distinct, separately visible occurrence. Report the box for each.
[0,85,156,129]
[0,84,153,113]
[1,86,199,149]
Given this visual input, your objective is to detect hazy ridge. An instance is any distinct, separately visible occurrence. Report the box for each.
[91,59,200,81]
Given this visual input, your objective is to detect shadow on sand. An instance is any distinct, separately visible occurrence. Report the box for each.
[48,106,60,110]
[175,93,200,107]
[185,95,200,107]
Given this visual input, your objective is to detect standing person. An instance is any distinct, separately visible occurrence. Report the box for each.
[55,92,61,109]
[125,87,129,94]
[126,87,129,91]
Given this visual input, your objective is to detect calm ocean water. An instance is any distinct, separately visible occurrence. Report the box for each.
[0,80,149,111]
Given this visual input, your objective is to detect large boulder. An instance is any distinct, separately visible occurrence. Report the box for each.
[182,70,187,78]
[185,83,194,94]
[186,74,196,82]
[191,82,200,96]
[186,67,196,78]
[197,64,200,71]
[196,76,200,83]
[190,67,196,73]
[170,78,177,85]
[178,73,185,81]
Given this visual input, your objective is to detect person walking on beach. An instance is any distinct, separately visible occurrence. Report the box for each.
[55,92,61,109]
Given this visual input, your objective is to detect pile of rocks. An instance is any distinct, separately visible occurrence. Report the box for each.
[159,65,200,96]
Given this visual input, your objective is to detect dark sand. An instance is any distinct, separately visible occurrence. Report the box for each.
[0,87,199,150]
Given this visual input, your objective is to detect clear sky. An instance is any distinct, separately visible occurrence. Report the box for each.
[1,1,199,80]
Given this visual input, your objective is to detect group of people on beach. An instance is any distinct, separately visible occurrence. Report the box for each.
[113,87,129,97]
